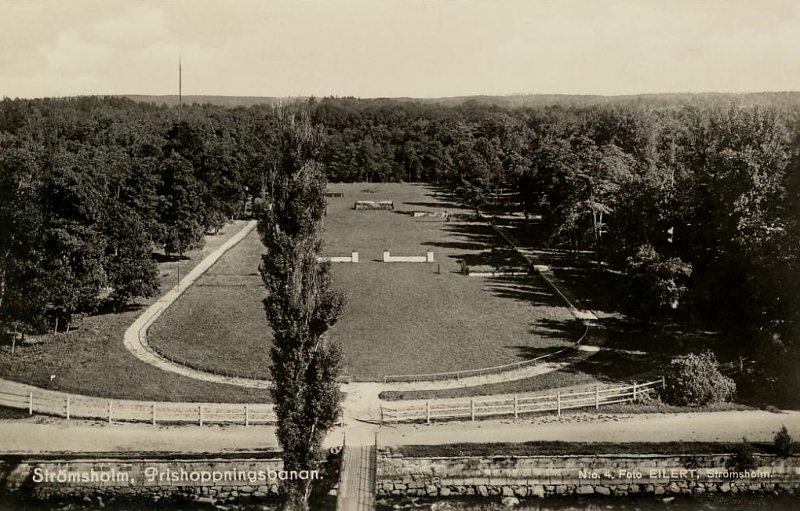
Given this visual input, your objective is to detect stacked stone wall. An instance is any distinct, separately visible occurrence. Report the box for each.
[377,451,800,499]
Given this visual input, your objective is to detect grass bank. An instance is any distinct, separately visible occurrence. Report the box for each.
[390,440,798,457]
[0,221,272,403]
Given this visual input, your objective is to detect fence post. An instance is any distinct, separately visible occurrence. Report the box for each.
[152,403,156,425]
[426,401,430,424]
[514,395,518,420]
[379,406,383,427]
[66,395,70,420]
[557,392,561,416]
[28,392,33,416]
[199,404,204,427]
[244,404,249,427]
[108,400,112,424]
[595,386,599,409]
[661,376,666,390]
[470,399,475,421]
[633,381,638,402]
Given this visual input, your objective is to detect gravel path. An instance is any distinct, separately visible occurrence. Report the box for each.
[122,220,269,389]
[1,410,798,452]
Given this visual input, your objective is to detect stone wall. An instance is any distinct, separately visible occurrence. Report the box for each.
[0,456,292,505]
[377,451,800,500]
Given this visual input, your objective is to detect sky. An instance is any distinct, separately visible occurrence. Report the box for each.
[1,0,799,99]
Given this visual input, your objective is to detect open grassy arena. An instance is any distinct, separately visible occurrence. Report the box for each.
[149,183,580,381]
[0,222,271,403]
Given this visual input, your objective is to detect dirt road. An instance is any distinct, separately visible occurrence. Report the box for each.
[1,410,798,453]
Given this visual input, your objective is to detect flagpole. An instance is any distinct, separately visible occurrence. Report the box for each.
[178,55,182,126]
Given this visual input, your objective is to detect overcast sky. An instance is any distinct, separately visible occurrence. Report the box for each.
[1,0,798,99]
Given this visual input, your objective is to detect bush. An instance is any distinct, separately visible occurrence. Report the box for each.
[773,426,794,457]
[726,437,758,472]
[624,244,692,321]
[661,351,736,406]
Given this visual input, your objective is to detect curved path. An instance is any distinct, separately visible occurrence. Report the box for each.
[122,216,603,394]
[122,220,270,390]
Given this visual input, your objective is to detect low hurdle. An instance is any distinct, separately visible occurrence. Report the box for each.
[318,252,359,263]
[382,251,434,263]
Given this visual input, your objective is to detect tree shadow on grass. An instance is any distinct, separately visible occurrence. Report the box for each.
[484,277,565,308]
[524,318,589,352]
[403,200,462,209]
[508,345,579,362]
[599,321,721,357]
[424,222,529,269]
[421,241,487,251]
[568,349,667,383]
[92,301,145,316]
[550,266,623,314]
[441,222,505,245]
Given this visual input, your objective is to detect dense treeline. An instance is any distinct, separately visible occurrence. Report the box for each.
[0,96,285,332]
[0,94,798,401]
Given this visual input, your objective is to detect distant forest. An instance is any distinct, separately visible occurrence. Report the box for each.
[1,94,798,401]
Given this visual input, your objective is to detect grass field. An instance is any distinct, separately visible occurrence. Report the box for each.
[0,222,272,403]
[149,183,580,380]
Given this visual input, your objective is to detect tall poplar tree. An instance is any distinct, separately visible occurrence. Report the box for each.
[257,115,346,511]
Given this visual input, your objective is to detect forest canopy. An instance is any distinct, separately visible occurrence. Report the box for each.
[0,93,797,401]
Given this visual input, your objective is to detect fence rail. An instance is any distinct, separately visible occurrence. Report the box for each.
[380,379,664,425]
[0,379,277,426]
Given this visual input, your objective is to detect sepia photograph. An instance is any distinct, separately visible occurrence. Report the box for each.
[0,1,799,510]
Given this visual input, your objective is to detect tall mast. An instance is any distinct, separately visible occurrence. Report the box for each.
[178,55,182,126]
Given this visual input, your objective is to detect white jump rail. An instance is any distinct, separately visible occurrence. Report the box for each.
[0,378,276,426]
[379,379,665,425]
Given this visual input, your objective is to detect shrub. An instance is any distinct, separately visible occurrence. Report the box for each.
[726,437,758,472]
[624,244,692,321]
[773,426,794,457]
[661,351,736,406]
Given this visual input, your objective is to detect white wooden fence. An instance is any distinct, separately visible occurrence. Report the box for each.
[379,379,664,426]
[0,379,277,426]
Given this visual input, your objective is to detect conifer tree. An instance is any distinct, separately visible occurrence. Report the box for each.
[257,115,345,511]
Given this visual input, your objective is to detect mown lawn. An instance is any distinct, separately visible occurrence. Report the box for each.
[0,221,272,403]
[148,230,272,380]
[149,183,580,380]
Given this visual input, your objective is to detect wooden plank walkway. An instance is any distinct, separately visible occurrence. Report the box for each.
[337,445,376,511]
